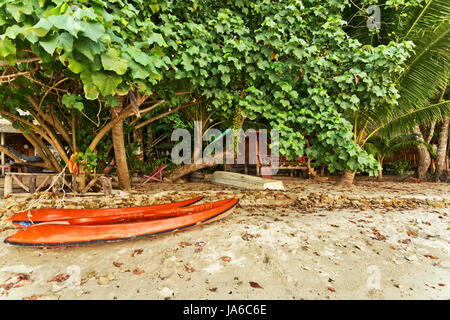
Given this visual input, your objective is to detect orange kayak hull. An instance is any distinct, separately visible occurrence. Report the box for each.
[4,198,239,247]
[64,198,236,225]
[10,196,203,225]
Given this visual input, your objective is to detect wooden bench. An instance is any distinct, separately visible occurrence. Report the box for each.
[4,172,62,196]
[259,156,316,178]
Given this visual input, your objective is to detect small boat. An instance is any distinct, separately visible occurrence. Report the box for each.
[4,198,239,247]
[64,198,236,225]
[10,196,203,226]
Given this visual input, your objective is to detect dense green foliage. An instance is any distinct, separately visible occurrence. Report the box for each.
[1,0,439,178]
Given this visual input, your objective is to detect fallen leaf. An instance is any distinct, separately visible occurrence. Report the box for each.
[372,228,387,241]
[249,281,263,289]
[184,265,195,273]
[22,295,40,300]
[48,274,70,283]
[113,261,123,268]
[424,254,439,259]
[220,256,232,262]
[438,283,446,287]
[179,241,192,247]
[131,249,143,257]
[195,241,206,247]
[133,268,145,275]
[406,230,416,237]
[328,287,336,292]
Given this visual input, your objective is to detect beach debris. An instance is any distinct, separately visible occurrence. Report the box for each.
[184,265,195,273]
[249,281,263,289]
[0,273,32,294]
[195,241,206,247]
[159,287,174,300]
[327,287,336,292]
[131,249,143,257]
[242,233,261,241]
[220,256,232,262]
[97,275,113,285]
[48,274,70,283]
[179,241,192,247]
[133,268,145,275]
[113,261,123,268]
[211,171,285,190]
[372,228,387,241]
[22,294,59,300]
[424,254,439,259]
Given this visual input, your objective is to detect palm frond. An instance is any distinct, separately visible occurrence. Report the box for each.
[380,100,450,137]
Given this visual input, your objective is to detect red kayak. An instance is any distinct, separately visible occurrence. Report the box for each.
[10,196,203,226]
[4,198,239,247]
[64,198,236,225]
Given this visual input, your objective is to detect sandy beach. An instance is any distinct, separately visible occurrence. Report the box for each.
[0,177,449,300]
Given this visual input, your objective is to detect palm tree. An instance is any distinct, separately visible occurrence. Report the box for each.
[341,0,450,185]
[364,133,435,180]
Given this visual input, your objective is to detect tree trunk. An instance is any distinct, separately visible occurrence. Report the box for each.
[414,125,431,179]
[336,170,355,187]
[377,169,383,181]
[111,96,131,191]
[134,128,144,162]
[435,117,450,182]
[166,152,226,182]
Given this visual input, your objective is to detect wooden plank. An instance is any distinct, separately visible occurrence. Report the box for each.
[11,175,29,192]
[211,171,284,190]
[100,176,112,196]
[4,173,12,196]
[35,176,51,193]
[29,175,37,193]
[80,177,98,194]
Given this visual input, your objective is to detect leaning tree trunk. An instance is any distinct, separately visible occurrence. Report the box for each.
[111,96,131,191]
[435,117,450,182]
[166,152,226,182]
[377,169,383,181]
[336,170,356,187]
[414,125,431,179]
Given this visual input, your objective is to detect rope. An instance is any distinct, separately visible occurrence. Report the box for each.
[25,165,69,225]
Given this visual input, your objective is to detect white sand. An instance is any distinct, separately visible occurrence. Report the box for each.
[0,177,448,300]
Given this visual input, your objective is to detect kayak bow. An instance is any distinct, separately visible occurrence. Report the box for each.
[4,198,239,247]
[10,196,203,225]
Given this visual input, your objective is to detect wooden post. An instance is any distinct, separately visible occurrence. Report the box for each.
[1,132,5,176]
[29,175,37,193]
[100,176,112,196]
[52,175,61,193]
[4,173,12,196]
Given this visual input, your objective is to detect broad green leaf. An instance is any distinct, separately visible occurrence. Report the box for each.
[67,58,85,74]
[101,48,128,75]
[39,35,59,55]
[48,15,81,37]
[80,21,105,42]
[0,38,16,58]
[147,33,167,47]
[91,71,123,96]
[31,18,53,37]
